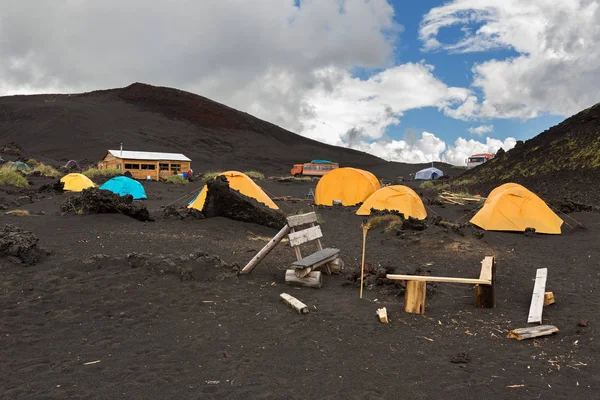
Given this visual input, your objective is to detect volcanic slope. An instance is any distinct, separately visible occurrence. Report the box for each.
[0,83,457,179]
[455,102,600,209]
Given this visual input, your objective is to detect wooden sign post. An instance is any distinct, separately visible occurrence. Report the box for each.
[360,219,370,299]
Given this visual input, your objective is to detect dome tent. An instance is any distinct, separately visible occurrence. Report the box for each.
[356,185,427,219]
[470,183,563,234]
[100,176,147,200]
[314,167,380,206]
[415,167,443,180]
[6,161,31,171]
[188,171,278,211]
[60,173,96,192]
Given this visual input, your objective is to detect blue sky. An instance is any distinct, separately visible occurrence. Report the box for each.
[359,0,564,147]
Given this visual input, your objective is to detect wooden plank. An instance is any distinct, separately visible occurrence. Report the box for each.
[310,223,324,251]
[280,293,309,314]
[478,256,494,282]
[507,325,559,340]
[527,268,548,324]
[292,248,340,268]
[288,225,323,247]
[285,270,322,288]
[240,224,291,274]
[286,212,318,227]
[386,274,489,285]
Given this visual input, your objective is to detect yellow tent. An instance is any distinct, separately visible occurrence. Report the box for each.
[314,167,380,206]
[188,171,278,211]
[356,185,427,218]
[60,173,96,192]
[470,183,563,234]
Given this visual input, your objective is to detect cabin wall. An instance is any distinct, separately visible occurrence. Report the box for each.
[101,156,191,181]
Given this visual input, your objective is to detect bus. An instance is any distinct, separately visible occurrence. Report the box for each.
[466,153,494,169]
[290,160,339,177]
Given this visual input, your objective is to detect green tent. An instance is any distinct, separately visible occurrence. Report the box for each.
[7,161,31,171]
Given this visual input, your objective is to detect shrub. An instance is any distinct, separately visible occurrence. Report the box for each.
[202,171,223,182]
[244,170,265,180]
[27,163,61,178]
[6,209,30,216]
[367,214,403,232]
[270,176,312,182]
[0,169,28,187]
[166,175,189,185]
[26,158,39,167]
[83,168,122,178]
[419,181,436,189]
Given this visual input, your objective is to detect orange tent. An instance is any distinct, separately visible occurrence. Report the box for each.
[356,185,427,218]
[470,183,563,234]
[188,171,278,211]
[314,167,380,206]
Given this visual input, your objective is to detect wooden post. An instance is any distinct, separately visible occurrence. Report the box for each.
[285,270,322,288]
[240,224,291,274]
[476,257,496,308]
[404,281,426,314]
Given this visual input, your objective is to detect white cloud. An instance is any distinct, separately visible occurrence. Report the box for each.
[468,124,494,135]
[347,130,515,166]
[298,62,471,145]
[442,136,517,165]
[420,0,600,119]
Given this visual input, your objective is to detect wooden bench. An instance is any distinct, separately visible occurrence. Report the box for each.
[386,256,496,314]
[285,212,340,288]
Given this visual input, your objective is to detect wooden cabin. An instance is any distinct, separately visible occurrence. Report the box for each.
[101,150,191,181]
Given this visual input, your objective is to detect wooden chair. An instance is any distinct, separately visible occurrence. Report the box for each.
[386,256,496,314]
[284,212,340,288]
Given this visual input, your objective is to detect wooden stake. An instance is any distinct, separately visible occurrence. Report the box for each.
[360,220,369,299]
[404,280,426,314]
[285,270,322,288]
[240,224,291,274]
[376,307,389,323]
[544,292,555,306]
[507,325,559,340]
[280,293,309,314]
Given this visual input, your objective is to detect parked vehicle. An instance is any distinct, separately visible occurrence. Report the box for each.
[290,160,339,177]
[466,153,494,169]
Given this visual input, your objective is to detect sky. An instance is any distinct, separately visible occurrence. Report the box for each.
[1,0,598,165]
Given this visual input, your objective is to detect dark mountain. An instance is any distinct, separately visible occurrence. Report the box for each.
[0,82,458,179]
[455,102,600,210]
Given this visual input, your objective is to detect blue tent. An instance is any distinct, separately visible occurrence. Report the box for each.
[188,188,203,205]
[415,167,444,180]
[99,176,147,200]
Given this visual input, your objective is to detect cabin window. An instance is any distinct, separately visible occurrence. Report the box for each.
[159,163,169,171]
[124,163,140,170]
[170,164,181,171]
[141,164,156,170]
